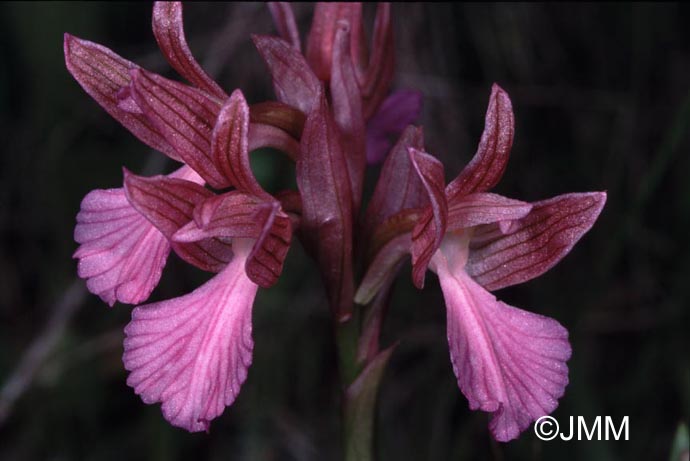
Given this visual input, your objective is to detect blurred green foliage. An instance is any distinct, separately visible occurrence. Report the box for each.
[0,2,688,460]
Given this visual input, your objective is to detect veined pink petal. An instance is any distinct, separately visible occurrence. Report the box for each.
[152,2,227,99]
[267,2,302,51]
[363,125,425,235]
[467,192,607,291]
[306,3,367,82]
[431,235,571,442]
[63,34,180,161]
[361,3,394,119]
[447,193,532,232]
[409,148,448,289]
[252,35,322,114]
[123,170,233,273]
[331,20,366,213]
[366,90,423,164]
[298,90,354,321]
[212,90,271,200]
[245,201,292,288]
[446,84,514,201]
[173,192,292,288]
[123,239,257,432]
[129,68,228,188]
[74,188,169,306]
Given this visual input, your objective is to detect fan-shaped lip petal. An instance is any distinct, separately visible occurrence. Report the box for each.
[123,239,257,432]
[431,234,571,442]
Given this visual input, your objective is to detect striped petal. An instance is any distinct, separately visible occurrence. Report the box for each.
[123,239,257,432]
[74,188,169,306]
[467,192,607,291]
[63,34,180,161]
[446,84,514,201]
[409,148,447,289]
[447,193,532,232]
[129,68,227,188]
[123,168,233,273]
[152,1,227,99]
[431,234,571,442]
[174,191,292,288]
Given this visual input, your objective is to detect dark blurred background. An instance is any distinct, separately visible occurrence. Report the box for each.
[0,2,688,460]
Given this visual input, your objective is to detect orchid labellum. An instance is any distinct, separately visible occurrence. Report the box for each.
[66,1,605,447]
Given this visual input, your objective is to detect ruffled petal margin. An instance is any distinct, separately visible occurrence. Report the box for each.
[74,188,169,306]
[431,235,571,442]
[123,239,257,432]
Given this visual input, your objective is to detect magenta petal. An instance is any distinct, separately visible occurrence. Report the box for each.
[63,34,180,161]
[447,193,532,231]
[123,170,233,273]
[74,188,169,306]
[363,125,426,235]
[446,84,514,201]
[212,90,271,200]
[129,68,228,188]
[409,148,448,289]
[152,2,227,99]
[252,35,322,114]
[123,240,257,432]
[267,2,302,51]
[297,91,354,321]
[432,240,571,442]
[330,20,366,212]
[366,90,423,164]
[467,192,607,291]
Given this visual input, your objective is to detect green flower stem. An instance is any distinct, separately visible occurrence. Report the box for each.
[335,301,396,461]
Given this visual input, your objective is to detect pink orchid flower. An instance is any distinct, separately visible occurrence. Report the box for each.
[66,2,300,432]
[357,84,606,441]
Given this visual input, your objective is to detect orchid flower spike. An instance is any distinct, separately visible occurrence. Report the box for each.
[65,1,606,443]
[357,84,606,441]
